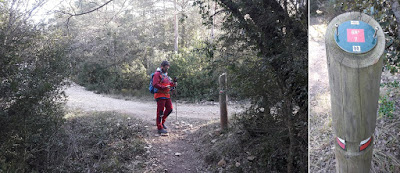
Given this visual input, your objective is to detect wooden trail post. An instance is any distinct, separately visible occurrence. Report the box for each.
[325,12,385,173]
[219,73,228,130]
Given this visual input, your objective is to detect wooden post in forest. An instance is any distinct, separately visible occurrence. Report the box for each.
[219,73,228,130]
[325,12,385,173]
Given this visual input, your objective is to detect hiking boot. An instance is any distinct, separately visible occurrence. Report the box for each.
[158,128,168,134]
[162,124,167,129]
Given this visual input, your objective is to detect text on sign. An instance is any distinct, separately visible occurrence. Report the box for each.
[347,29,365,43]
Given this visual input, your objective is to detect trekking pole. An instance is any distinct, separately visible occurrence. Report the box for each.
[174,77,178,121]
[175,93,178,122]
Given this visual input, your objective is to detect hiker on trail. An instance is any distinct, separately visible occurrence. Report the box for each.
[152,61,176,134]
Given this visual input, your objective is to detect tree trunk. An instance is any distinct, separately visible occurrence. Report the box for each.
[181,0,186,47]
[174,0,178,53]
[163,0,166,43]
[182,20,185,47]
[164,0,166,20]
[211,1,216,43]
[284,95,294,173]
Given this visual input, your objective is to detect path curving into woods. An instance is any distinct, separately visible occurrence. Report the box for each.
[64,82,233,122]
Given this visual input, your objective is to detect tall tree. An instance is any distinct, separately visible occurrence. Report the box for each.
[174,0,179,53]
[0,0,70,170]
[196,0,308,172]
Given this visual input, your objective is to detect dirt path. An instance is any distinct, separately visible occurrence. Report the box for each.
[309,17,329,98]
[64,83,243,122]
[64,83,242,172]
[309,17,336,172]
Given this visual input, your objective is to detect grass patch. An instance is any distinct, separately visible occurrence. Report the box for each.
[48,111,148,172]
[374,82,400,172]
[379,94,396,118]
[373,114,400,172]
[380,81,400,88]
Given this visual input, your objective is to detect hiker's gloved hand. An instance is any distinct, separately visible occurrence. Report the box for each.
[173,77,178,83]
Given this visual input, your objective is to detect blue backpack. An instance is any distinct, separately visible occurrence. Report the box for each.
[149,72,164,94]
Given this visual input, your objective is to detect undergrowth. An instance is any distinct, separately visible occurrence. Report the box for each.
[0,111,148,172]
[50,111,149,172]
[374,81,400,172]
[379,80,399,118]
[379,94,395,118]
[193,110,307,172]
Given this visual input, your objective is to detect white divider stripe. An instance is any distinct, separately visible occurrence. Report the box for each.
[360,136,371,145]
[337,137,346,145]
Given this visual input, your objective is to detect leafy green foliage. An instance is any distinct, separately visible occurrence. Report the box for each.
[381,80,400,88]
[168,43,218,101]
[61,0,212,99]
[195,0,308,172]
[0,3,70,171]
[379,94,395,118]
[378,80,398,118]
[75,59,147,94]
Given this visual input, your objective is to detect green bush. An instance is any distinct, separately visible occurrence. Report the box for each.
[0,7,70,171]
[75,59,147,94]
[168,44,218,101]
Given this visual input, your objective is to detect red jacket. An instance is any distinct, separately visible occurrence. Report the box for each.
[153,70,175,99]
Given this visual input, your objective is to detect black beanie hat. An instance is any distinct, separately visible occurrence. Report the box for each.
[161,61,170,67]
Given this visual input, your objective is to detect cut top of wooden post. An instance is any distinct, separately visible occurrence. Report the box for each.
[219,73,227,90]
[325,12,385,69]
[325,12,385,143]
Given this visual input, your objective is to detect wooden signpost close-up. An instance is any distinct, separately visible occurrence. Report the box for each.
[325,12,385,173]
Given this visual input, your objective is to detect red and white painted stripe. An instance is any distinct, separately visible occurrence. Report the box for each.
[359,136,372,151]
[336,136,373,151]
[336,137,346,150]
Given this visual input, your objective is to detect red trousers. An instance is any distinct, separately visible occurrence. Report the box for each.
[156,98,173,130]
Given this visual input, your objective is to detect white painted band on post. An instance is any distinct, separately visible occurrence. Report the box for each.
[360,136,371,146]
[337,137,346,145]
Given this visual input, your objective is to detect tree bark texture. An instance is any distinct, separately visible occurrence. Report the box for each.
[219,73,228,130]
[174,0,179,53]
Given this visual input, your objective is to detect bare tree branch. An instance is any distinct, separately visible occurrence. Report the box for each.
[4,0,48,46]
[58,0,114,29]
[103,0,129,26]
[78,0,113,16]
[70,0,113,17]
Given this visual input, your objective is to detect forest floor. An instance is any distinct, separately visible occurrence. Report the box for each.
[309,16,400,172]
[63,82,245,172]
